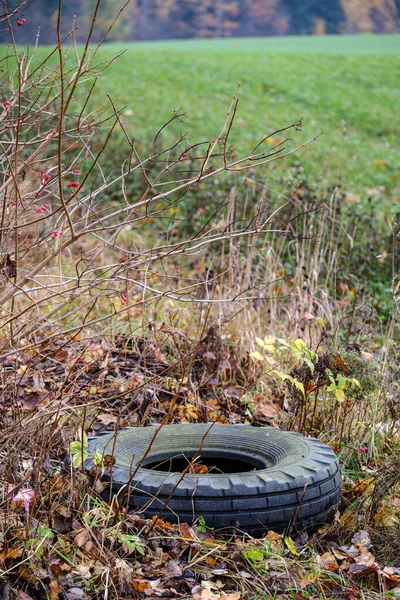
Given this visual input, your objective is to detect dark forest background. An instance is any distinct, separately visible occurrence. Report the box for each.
[6,0,400,44]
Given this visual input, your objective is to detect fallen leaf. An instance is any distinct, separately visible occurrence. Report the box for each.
[380,566,400,584]
[253,400,280,420]
[49,579,62,600]
[97,412,118,425]
[0,547,20,561]
[319,551,339,571]
[74,528,89,548]
[164,559,182,578]
[348,562,376,577]
[206,556,217,568]
[284,536,300,556]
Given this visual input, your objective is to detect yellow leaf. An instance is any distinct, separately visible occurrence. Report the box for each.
[284,536,300,556]
[263,336,277,353]
[255,337,265,348]
[315,317,326,328]
[293,379,305,397]
[293,338,306,352]
[335,388,345,403]
[250,351,264,362]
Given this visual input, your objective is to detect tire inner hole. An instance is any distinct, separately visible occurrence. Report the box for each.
[143,451,268,473]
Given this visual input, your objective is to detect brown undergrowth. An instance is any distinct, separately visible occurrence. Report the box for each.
[0,323,399,599]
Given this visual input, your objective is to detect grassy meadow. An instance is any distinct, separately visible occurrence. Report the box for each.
[92,34,400,204]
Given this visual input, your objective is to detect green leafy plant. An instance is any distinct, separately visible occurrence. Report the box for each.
[25,524,54,559]
[251,335,319,397]
[118,533,145,555]
[326,368,361,404]
[70,432,89,468]
[196,516,214,533]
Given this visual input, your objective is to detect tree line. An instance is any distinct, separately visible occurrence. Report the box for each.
[6,0,400,44]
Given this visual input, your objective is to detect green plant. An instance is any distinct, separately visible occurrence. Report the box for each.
[118,533,145,555]
[196,516,214,533]
[325,368,361,404]
[70,433,89,468]
[25,524,54,559]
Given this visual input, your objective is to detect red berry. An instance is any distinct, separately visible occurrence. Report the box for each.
[67,181,80,188]
[21,18,26,23]
[16,20,22,26]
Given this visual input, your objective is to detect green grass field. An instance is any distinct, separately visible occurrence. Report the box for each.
[111,33,400,54]
[92,34,399,211]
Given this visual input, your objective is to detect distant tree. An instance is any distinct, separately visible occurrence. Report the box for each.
[370,0,398,31]
[240,0,288,36]
[280,0,344,34]
[151,0,240,40]
[7,0,59,44]
[82,0,132,42]
[340,0,397,33]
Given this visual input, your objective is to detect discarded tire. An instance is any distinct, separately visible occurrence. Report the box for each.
[86,424,341,536]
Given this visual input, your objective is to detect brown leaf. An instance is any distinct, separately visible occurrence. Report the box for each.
[253,401,280,420]
[206,556,217,568]
[0,253,17,280]
[131,579,152,593]
[354,550,375,567]
[164,559,183,578]
[49,579,62,600]
[380,566,400,584]
[97,412,118,425]
[189,463,209,474]
[179,523,195,541]
[319,551,339,571]
[154,347,169,363]
[0,547,20,561]
[348,562,376,577]
[32,371,46,393]
[74,528,89,548]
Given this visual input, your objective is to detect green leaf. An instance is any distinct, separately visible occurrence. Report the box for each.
[315,317,326,328]
[72,449,88,468]
[69,441,82,453]
[304,358,315,374]
[243,547,265,566]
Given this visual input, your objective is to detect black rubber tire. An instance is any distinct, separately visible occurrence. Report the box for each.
[86,424,341,536]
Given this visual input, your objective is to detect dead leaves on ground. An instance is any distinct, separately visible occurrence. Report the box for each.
[317,530,400,589]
